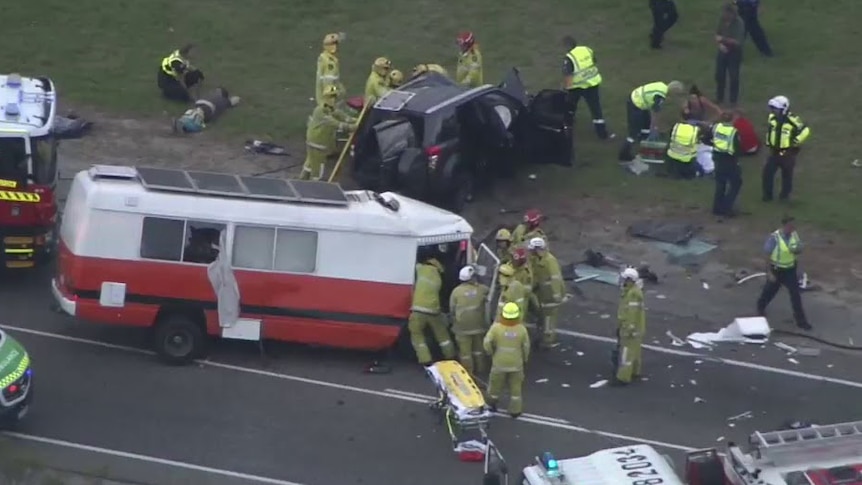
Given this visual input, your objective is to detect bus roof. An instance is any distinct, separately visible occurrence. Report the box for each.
[0,73,57,138]
[72,166,473,243]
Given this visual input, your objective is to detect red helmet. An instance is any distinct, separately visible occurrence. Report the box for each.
[524,209,543,225]
[512,247,528,264]
[456,31,475,51]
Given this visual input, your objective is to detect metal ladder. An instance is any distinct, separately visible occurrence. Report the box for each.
[749,420,862,465]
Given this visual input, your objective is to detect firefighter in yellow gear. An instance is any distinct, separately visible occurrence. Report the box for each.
[455,31,483,87]
[365,57,392,106]
[612,267,647,385]
[316,33,346,106]
[412,63,449,79]
[496,264,538,324]
[495,228,513,265]
[510,247,534,289]
[449,266,491,375]
[389,70,404,88]
[528,237,565,348]
[484,302,530,417]
[512,209,547,248]
[301,85,356,181]
[409,255,456,364]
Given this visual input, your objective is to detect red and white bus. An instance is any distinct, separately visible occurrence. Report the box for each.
[51,165,495,364]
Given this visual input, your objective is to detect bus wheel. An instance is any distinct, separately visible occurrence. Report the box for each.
[154,314,204,365]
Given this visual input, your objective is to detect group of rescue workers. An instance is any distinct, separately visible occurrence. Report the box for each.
[409,209,646,418]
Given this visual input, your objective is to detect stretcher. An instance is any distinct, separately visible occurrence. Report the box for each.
[425,360,495,462]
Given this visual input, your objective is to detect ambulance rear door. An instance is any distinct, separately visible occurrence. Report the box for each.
[474,243,500,323]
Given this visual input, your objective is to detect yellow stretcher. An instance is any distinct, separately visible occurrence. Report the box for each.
[426,360,493,452]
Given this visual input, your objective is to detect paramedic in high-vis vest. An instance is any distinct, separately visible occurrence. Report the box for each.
[511,209,547,248]
[528,238,565,349]
[484,302,530,418]
[496,264,537,325]
[665,121,701,179]
[158,44,205,103]
[618,80,685,161]
[756,216,811,330]
[316,33,347,106]
[762,95,811,202]
[705,111,743,216]
[300,85,357,181]
[561,35,610,140]
[409,255,457,365]
[449,266,491,375]
[612,267,646,386]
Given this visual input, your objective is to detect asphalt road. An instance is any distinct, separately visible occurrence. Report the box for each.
[2,267,862,484]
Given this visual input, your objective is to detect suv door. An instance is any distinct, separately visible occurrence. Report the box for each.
[527,89,574,166]
[373,118,416,191]
[475,243,501,325]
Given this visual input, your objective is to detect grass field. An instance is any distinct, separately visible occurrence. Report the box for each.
[4,0,861,236]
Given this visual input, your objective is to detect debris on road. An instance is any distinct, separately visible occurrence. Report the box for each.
[245,139,289,156]
[600,314,610,319]
[576,351,584,356]
[685,317,771,349]
[694,397,706,403]
[535,378,549,384]
[716,436,725,441]
[666,330,686,347]
[774,342,798,354]
[788,358,800,365]
[656,294,667,299]
[727,411,753,422]
[702,281,710,290]
[689,379,698,386]
[561,383,570,388]
[590,379,608,388]
[628,220,700,245]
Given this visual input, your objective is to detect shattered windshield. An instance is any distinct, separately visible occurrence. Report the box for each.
[0,137,28,183]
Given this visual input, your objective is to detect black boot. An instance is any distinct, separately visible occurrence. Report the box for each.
[618,141,635,161]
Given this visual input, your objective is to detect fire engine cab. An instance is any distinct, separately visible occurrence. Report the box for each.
[51,165,499,364]
[0,73,59,269]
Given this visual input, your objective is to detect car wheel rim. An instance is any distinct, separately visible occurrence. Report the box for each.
[165,331,193,357]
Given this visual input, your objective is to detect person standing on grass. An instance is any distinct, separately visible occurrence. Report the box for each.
[703,111,743,217]
[715,3,745,106]
[762,95,811,201]
[649,0,679,49]
[734,0,773,57]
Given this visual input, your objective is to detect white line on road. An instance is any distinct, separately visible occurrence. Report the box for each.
[2,431,306,485]
[1,324,695,452]
[556,329,862,390]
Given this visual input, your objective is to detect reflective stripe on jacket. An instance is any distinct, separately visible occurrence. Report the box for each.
[631,82,668,110]
[161,50,188,78]
[712,123,737,155]
[617,285,646,338]
[483,322,530,372]
[770,230,800,268]
[450,282,490,335]
[667,123,699,162]
[566,46,602,89]
[767,112,811,150]
[412,262,443,314]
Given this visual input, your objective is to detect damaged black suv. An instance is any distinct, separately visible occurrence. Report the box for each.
[349,69,574,212]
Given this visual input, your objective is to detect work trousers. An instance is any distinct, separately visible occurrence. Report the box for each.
[539,306,559,347]
[157,69,204,103]
[756,265,809,328]
[712,153,742,215]
[625,99,651,142]
[300,147,328,181]
[487,369,524,414]
[715,48,742,104]
[612,336,643,384]
[649,0,678,48]
[408,311,455,364]
[762,149,798,200]
[738,4,772,56]
[455,333,486,375]
[566,87,609,139]
[665,156,698,179]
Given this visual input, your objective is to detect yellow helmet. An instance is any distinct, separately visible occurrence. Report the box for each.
[322,32,344,53]
[498,263,515,277]
[412,64,429,77]
[373,57,392,75]
[501,302,521,320]
[389,69,404,87]
[495,228,512,242]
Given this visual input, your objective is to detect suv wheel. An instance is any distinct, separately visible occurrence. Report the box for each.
[448,168,474,213]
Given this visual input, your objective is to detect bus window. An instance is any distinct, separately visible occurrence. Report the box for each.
[32,136,58,186]
[182,221,226,264]
[0,137,27,183]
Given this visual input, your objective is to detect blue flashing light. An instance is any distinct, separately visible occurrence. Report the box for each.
[5,103,20,117]
[541,452,560,477]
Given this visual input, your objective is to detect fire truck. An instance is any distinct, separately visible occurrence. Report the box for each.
[0,73,59,269]
[488,420,862,485]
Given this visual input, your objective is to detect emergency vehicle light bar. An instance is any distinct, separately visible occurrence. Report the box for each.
[749,420,862,466]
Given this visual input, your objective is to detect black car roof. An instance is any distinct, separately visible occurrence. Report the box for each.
[375,73,491,114]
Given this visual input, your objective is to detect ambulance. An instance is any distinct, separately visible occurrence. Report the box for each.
[51,165,502,364]
[0,329,33,427]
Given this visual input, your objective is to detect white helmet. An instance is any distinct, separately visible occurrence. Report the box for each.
[620,266,640,282]
[459,265,475,282]
[528,237,546,250]
[767,95,789,114]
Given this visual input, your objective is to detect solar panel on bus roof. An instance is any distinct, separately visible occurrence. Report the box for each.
[289,180,349,204]
[240,176,299,199]
[136,167,195,190]
[187,171,246,194]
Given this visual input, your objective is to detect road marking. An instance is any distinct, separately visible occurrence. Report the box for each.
[1,324,695,452]
[2,431,306,485]
[556,328,862,390]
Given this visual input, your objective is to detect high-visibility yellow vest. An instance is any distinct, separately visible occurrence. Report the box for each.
[161,50,188,78]
[767,113,811,150]
[631,82,668,110]
[566,46,602,89]
[770,230,800,268]
[712,123,737,155]
[411,262,442,314]
[666,123,699,162]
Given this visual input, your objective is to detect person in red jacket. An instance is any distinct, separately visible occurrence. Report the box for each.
[732,109,761,155]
